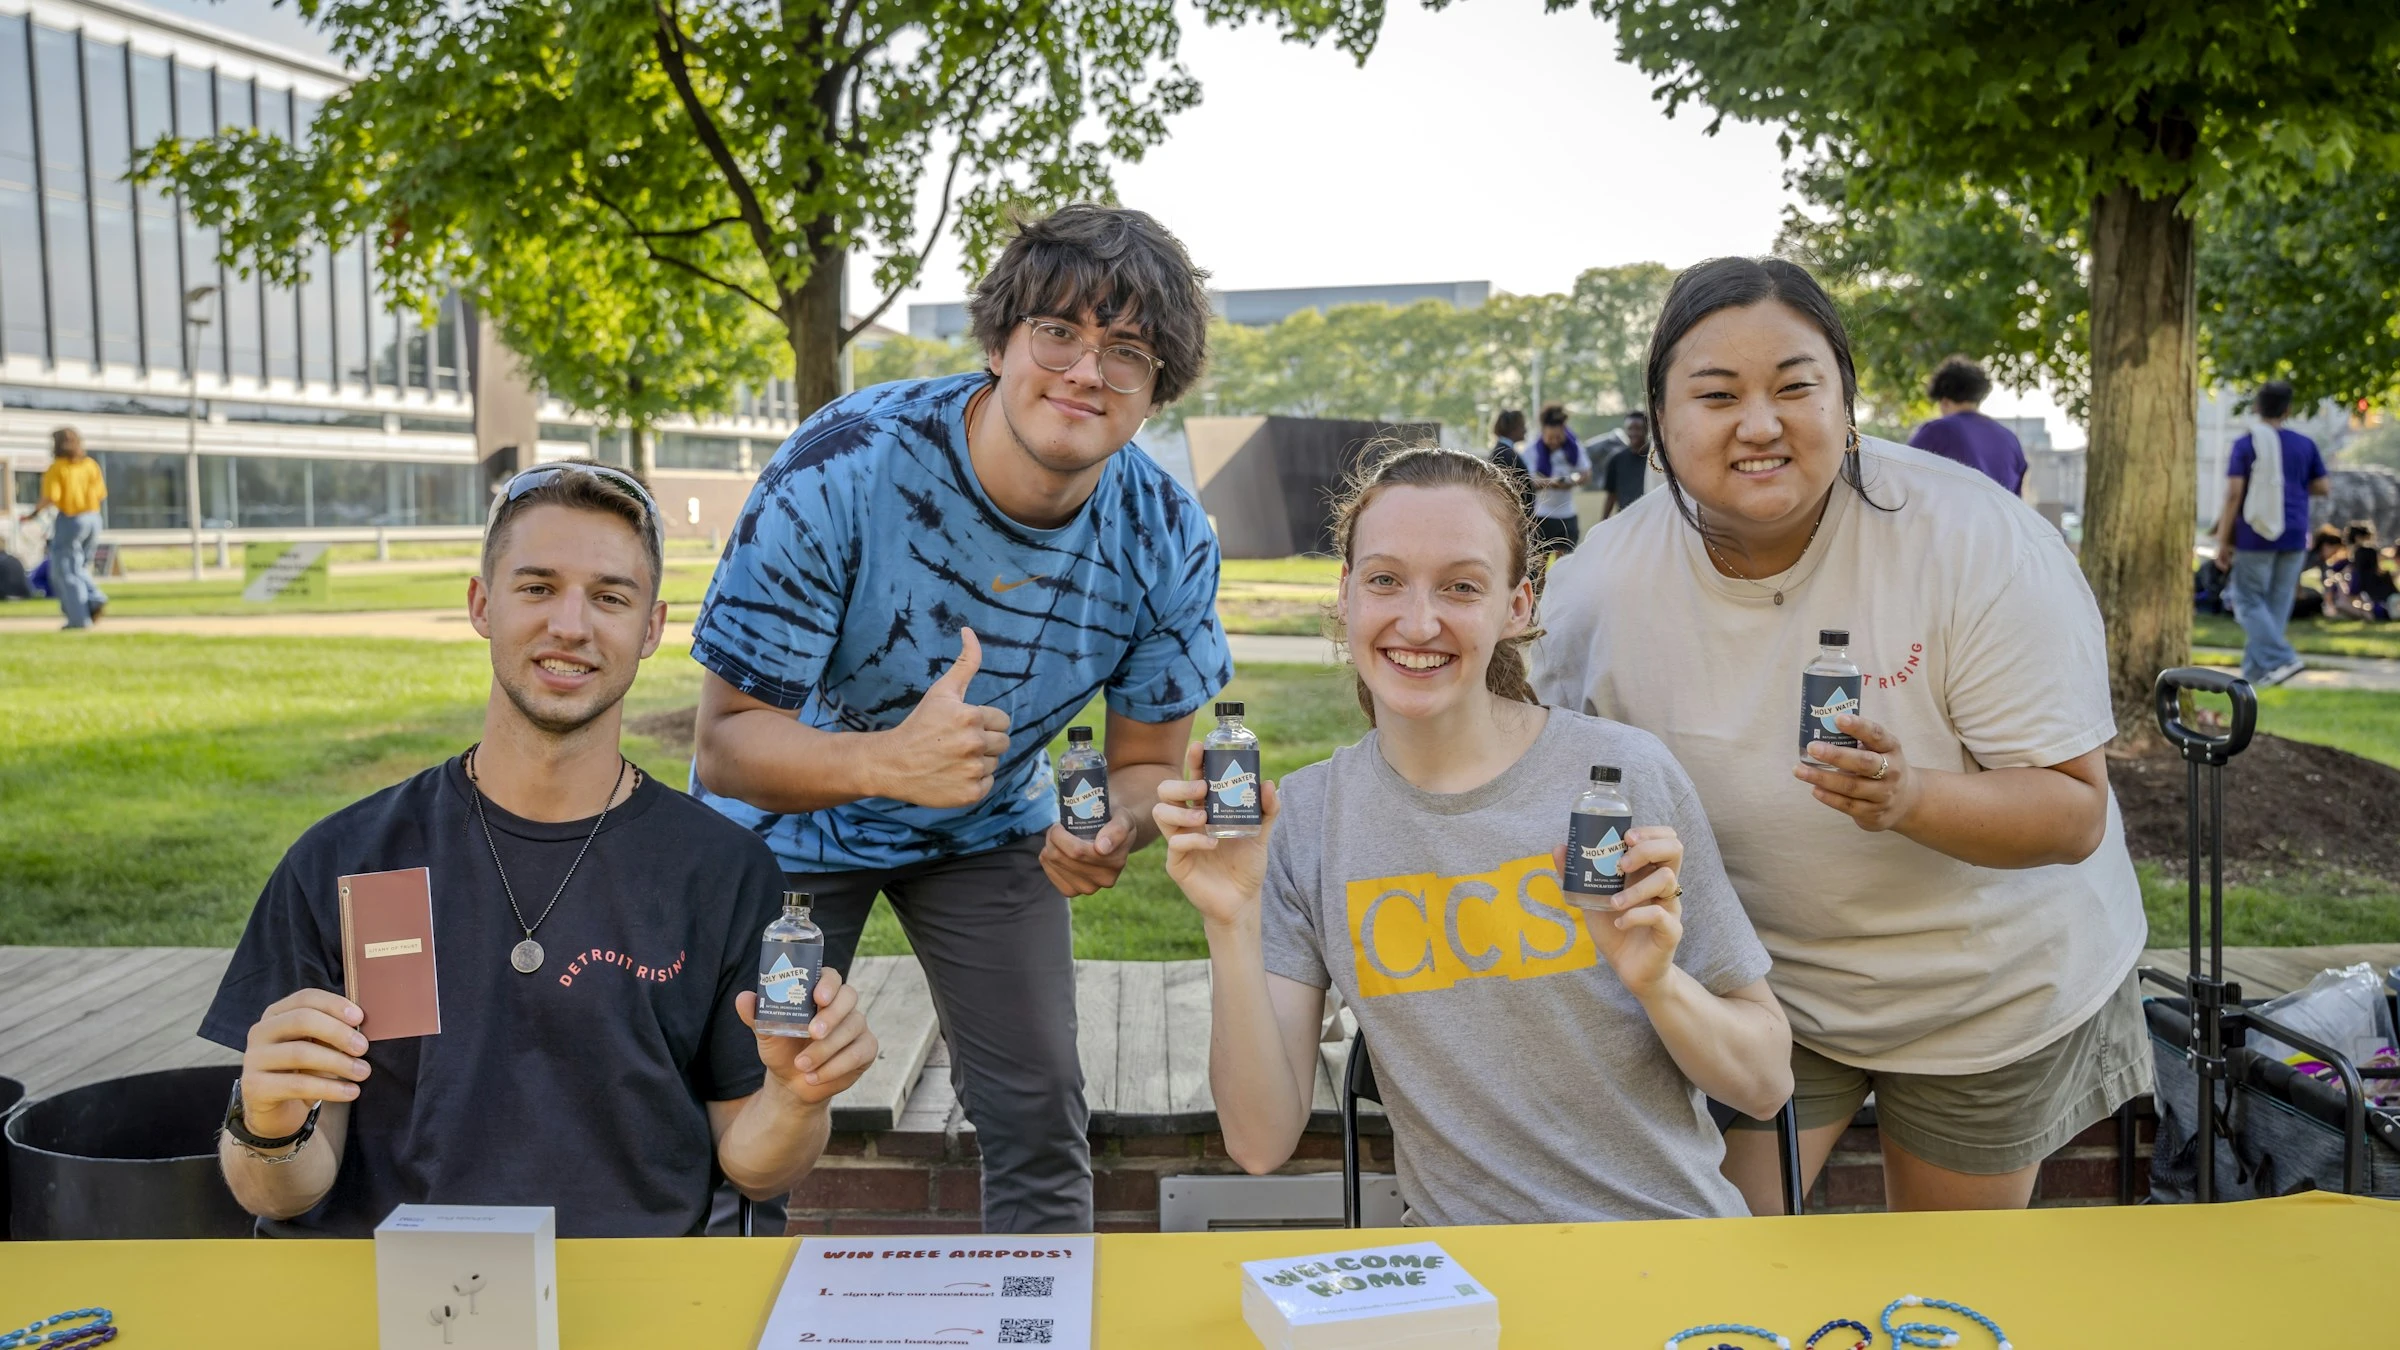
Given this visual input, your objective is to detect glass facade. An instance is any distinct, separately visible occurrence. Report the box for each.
[657,432,743,471]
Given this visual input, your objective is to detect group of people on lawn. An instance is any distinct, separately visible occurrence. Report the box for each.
[204,206,2149,1240]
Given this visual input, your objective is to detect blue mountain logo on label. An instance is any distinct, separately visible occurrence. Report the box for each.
[1210,768,1259,808]
[1577,827,1626,878]
[1809,686,1858,732]
[761,953,810,1005]
[1063,779,1107,820]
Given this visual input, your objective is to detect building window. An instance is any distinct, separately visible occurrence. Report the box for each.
[130,51,181,376]
[293,96,331,387]
[256,84,298,383]
[656,432,742,471]
[198,453,479,528]
[173,59,223,379]
[32,24,94,367]
[93,449,189,529]
[335,237,366,388]
[434,291,461,392]
[213,69,262,381]
[84,38,141,370]
[0,16,45,360]
[367,248,397,389]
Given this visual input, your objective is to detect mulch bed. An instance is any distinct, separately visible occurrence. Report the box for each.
[2113,733,2400,883]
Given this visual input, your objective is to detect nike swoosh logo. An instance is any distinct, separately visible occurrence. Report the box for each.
[992,574,1046,594]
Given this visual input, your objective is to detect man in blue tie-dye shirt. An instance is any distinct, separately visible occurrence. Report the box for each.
[689,205,1232,1233]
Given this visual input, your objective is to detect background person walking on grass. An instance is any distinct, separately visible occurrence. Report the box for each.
[1906,357,2027,498]
[686,205,1232,1235]
[1528,403,1590,554]
[17,427,107,629]
[2214,379,2329,687]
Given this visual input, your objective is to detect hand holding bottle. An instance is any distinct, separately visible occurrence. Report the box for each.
[1155,741,1280,930]
[1551,827,1685,999]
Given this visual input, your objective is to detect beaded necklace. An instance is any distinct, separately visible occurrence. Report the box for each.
[0,1309,114,1350]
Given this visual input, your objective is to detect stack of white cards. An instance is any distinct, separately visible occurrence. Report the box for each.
[1239,1241,1498,1350]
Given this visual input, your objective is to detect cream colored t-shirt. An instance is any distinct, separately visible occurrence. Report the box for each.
[1530,437,2144,1074]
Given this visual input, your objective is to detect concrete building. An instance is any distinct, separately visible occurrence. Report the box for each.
[909,280,1491,341]
[0,0,798,562]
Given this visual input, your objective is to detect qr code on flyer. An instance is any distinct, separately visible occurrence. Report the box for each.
[1001,1276,1055,1298]
[998,1318,1054,1344]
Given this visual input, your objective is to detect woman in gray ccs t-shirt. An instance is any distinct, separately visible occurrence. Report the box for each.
[1152,447,1792,1226]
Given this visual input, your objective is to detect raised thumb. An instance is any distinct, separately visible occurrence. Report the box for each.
[929,627,982,700]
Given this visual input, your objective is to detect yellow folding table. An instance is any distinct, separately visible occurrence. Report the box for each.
[2,1193,2389,1346]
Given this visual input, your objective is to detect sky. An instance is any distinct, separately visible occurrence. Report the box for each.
[154,0,2077,444]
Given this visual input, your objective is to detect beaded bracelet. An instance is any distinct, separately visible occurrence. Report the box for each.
[1666,1324,1791,1349]
[1881,1295,2010,1350]
[0,1309,113,1350]
[1806,1318,1873,1350]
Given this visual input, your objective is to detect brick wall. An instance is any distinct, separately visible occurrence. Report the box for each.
[782,1104,2152,1234]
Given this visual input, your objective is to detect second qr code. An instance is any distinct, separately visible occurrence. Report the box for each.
[1001,1276,1055,1298]
[998,1318,1054,1344]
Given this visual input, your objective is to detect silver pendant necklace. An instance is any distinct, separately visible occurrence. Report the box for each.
[1703,494,1832,606]
[465,746,630,974]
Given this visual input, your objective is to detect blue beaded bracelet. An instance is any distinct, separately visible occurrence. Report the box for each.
[1666,1324,1791,1350]
[0,1309,113,1350]
[1806,1318,1873,1349]
[1881,1295,2009,1350]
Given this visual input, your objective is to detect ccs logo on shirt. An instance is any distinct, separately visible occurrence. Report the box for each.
[1345,854,1594,999]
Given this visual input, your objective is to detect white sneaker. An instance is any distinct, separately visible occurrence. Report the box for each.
[2260,659,2306,687]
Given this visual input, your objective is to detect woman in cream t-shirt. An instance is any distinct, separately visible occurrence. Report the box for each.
[1533,256,2150,1214]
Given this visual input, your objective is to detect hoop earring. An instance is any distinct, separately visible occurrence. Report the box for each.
[1845,423,1860,454]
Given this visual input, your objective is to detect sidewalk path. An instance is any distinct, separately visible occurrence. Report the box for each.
[0,607,1350,668]
[2191,646,2400,692]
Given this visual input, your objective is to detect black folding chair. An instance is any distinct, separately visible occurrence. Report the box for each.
[1338,1028,1807,1226]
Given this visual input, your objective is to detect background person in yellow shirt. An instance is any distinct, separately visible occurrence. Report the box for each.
[19,427,109,628]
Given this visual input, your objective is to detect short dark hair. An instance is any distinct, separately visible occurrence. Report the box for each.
[1928,356,1991,406]
[2255,379,2295,420]
[1538,403,1570,429]
[966,204,1212,404]
[1621,410,1648,425]
[1492,409,1527,442]
[483,460,662,591]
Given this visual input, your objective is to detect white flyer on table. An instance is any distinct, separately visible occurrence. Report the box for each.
[756,1235,1095,1348]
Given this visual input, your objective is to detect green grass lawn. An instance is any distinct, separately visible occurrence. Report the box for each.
[2193,612,2400,661]
[84,560,718,619]
[0,634,1363,958]
[4,629,2391,955]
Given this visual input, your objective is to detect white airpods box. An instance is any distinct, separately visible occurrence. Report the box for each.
[375,1204,559,1350]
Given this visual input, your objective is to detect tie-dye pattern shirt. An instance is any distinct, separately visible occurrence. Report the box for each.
[689,373,1234,871]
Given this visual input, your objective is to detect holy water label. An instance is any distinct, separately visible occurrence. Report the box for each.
[1564,812,1632,898]
[1058,769,1111,839]
[1799,673,1862,758]
[756,939,823,1033]
[1202,748,1263,828]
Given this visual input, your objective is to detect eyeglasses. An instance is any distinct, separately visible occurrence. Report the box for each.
[1019,317,1164,395]
[491,462,664,548]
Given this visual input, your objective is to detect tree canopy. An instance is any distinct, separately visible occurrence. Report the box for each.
[138,0,1386,442]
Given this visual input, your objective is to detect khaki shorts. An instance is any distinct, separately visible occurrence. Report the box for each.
[1728,969,2154,1175]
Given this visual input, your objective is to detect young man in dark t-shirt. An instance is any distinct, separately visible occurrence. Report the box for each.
[1592,411,1651,520]
[203,464,876,1237]
[1906,356,2028,496]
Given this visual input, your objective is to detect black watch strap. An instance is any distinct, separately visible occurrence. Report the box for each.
[223,1079,322,1151]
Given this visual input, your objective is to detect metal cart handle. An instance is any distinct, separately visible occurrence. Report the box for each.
[2154,667,2257,765]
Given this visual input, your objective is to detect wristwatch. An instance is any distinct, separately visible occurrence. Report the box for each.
[223,1080,322,1160]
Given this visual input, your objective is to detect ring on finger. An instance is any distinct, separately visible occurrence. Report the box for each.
[1870,754,1890,781]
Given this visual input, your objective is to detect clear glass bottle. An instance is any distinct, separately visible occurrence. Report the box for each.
[755,891,824,1039]
[1799,627,1864,765]
[1201,700,1263,839]
[1562,765,1632,906]
[1055,725,1111,840]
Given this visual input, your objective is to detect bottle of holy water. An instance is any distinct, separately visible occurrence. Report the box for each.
[1562,765,1633,907]
[1202,701,1263,839]
[1055,726,1111,840]
[755,891,824,1039]
[1799,628,1863,766]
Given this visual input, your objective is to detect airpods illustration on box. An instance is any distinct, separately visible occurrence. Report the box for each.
[454,1273,485,1315]
[428,1303,458,1344]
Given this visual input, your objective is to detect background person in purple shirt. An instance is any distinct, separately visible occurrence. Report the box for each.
[2212,378,2331,686]
[1906,356,2028,496]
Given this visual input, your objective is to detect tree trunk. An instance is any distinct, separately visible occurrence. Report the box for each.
[2082,184,2197,751]
[629,423,654,483]
[786,244,846,419]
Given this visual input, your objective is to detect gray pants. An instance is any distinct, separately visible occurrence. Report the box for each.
[48,511,106,628]
[793,835,1090,1233]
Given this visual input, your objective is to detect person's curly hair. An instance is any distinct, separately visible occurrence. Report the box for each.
[966,205,1213,405]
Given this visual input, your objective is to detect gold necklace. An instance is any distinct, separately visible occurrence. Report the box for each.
[1702,496,1831,607]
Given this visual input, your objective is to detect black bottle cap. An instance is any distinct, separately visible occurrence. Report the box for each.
[1216,701,1244,717]
[1590,765,1622,784]
[1819,629,1850,646]
[1067,726,1093,744]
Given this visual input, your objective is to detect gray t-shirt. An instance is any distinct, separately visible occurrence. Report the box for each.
[1259,709,1772,1226]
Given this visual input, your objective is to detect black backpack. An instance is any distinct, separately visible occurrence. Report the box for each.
[0,552,30,601]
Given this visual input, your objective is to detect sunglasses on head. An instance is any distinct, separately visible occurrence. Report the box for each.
[492,462,664,547]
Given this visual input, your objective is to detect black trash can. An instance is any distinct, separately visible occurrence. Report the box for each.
[0,1075,23,1240]
[7,1066,255,1239]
